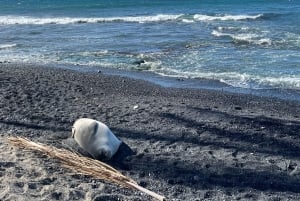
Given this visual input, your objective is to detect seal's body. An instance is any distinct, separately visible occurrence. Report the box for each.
[72,118,121,160]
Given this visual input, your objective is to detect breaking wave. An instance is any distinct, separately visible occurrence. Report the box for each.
[0,13,264,25]
[0,14,183,25]
[212,30,272,45]
[156,68,300,90]
[193,14,263,21]
[0,44,17,49]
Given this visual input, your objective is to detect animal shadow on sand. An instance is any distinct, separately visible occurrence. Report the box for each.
[60,137,134,171]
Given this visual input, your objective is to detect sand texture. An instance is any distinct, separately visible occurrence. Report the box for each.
[1,64,300,201]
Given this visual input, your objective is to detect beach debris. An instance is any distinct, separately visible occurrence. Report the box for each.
[8,137,165,201]
[133,105,139,110]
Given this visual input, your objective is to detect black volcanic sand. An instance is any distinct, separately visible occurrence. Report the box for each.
[1,64,300,201]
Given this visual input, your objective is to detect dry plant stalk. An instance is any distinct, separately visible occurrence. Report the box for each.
[8,137,165,201]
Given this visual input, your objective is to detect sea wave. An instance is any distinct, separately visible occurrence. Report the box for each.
[156,68,300,90]
[2,49,299,90]
[212,30,272,45]
[0,14,183,25]
[219,74,300,90]
[217,26,253,32]
[194,14,263,21]
[0,13,265,25]
[0,44,17,49]
[259,76,300,89]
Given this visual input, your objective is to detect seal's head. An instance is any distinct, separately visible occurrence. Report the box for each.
[71,118,122,160]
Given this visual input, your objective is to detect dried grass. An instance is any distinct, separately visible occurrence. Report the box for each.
[8,137,165,201]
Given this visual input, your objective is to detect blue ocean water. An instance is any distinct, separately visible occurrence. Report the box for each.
[0,0,300,95]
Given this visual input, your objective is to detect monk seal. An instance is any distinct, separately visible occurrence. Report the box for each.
[72,118,122,160]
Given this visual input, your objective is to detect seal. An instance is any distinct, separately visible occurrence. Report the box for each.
[72,118,122,160]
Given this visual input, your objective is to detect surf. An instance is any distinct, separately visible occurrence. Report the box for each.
[0,44,17,49]
[0,13,265,25]
[0,14,183,25]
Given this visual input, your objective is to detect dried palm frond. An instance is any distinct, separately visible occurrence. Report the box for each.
[8,137,165,201]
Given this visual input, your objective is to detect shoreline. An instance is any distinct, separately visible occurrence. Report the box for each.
[1,63,300,200]
[54,63,300,102]
[10,62,300,102]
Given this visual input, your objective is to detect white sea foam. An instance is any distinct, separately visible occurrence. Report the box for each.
[220,74,300,90]
[181,19,194,23]
[0,14,183,25]
[158,68,257,88]
[120,14,183,23]
[0,52,53,64]
[212,30,272,45]
[0,13,264,25]
[254,38,272,45]
[211,30,228,37]
[217,26,252,32]
[212,30,257,41]
[157,67,300,90]
[258,76,300,89]
[0,44,17,49]
[75,50,110,57]
[194,14,263,21]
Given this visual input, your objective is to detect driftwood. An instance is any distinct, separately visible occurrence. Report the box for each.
[8,137,165,201]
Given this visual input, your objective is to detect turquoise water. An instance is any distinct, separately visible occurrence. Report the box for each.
[1,0,300,93]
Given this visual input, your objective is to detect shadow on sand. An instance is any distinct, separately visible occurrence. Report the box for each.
[110,108,300,193]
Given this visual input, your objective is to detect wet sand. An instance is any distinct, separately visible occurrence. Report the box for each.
[1,64,300,201]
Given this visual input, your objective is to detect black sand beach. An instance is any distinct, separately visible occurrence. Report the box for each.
[1,64,300,201]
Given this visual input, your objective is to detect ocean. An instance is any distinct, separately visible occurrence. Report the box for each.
[1,0,300,99]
